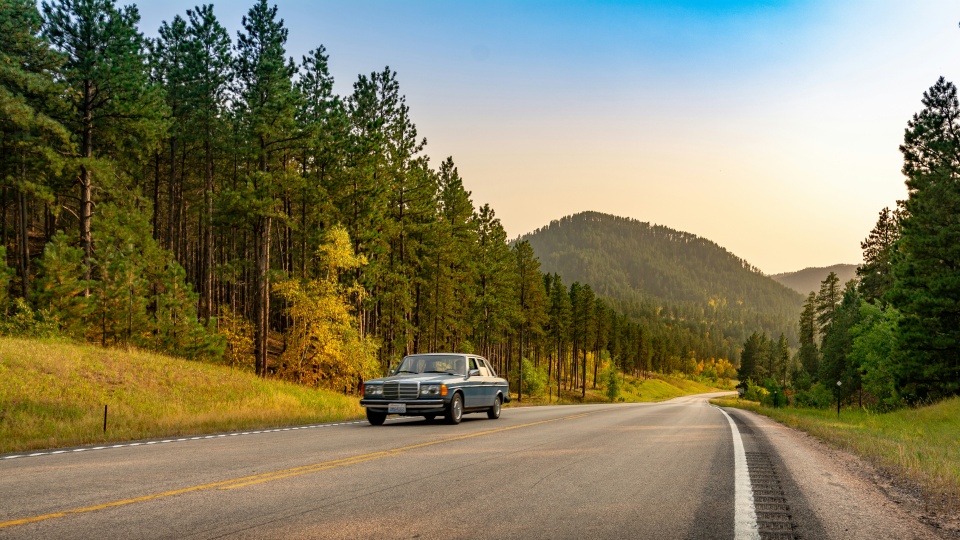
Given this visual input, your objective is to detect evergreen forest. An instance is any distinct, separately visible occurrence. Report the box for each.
[740,76,960,409]
[522,211,804,364]
[0,0,751,399]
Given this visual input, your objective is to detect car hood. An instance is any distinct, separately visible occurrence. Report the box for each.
[365,373,467,384]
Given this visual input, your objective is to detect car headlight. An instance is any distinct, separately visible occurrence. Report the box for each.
[420,384,447,397]
[365,384,383,396]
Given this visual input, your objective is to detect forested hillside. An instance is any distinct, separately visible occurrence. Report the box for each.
[0,0,741,401]
[521,212,804,354]
[771,264,858,295]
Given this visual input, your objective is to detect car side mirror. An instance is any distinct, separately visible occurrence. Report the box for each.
[467,369,480,378]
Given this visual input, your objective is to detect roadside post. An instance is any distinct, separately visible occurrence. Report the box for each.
[836,380,842,419]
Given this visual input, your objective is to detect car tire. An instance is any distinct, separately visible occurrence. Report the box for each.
[423,414,436,422]
[487,395,502,420]
[366,409,387,426]
[445,393,463,425]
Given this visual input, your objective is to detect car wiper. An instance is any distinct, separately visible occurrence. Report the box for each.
[396,370,416,374]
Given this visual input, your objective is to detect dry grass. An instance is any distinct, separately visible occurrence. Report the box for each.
[713,396,960,513]
[0,337,363,454]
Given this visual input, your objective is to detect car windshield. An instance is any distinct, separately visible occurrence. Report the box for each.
[396,355,467,375]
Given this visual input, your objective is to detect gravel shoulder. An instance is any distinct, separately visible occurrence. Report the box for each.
[725,407,955,539]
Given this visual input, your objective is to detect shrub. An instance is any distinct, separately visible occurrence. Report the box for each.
[516,357,547,397]
[742,383,768,403]
[761,378,786,408]
[793,382,835,408]
[0,298,60,338]
[605,366,622,401]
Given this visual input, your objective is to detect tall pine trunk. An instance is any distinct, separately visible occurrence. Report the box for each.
[80,80,93,291]
[202,139,214,324]
[17,186,29,301]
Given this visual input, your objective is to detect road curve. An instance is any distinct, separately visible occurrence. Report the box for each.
[0,393,942,539]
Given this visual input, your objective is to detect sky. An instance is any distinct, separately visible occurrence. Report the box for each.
[132,0,960,275]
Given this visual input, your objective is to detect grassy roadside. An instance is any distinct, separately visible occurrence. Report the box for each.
[0,337,363,454]
[712,395,960,512]
[1,336,727,454]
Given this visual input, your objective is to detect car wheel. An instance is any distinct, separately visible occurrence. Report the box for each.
[445,393,463,425]
[487,395,502,419]
[423,414,436,422]
[366,409,387,426]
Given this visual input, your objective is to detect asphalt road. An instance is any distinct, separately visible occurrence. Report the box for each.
[0,394,943,539]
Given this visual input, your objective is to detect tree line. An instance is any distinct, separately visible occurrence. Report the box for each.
[739,76,960,409]
[0,0,744,397]
[521,211,804,365]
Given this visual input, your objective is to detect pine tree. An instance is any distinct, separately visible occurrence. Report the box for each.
[233,0,299,376]
[0,0,72,301]
[738,331,766,384]
[184,5,232,322]
[775,333,790,386]
[815,272,842,332]
[797,291,819,378]
[889,77,960,400]
[545,273,572,396]
[515,240,548,361]
[819,282,862,397]
[422,157,476,351]
[857,206,901,304]
[42,0,164,284]
[33,231,90,337]
[471,204,517,359]
[295,45,346,278]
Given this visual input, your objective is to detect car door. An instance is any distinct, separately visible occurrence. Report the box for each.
[482,358,506,403]
[462,357,485,408]
[476,358,496,405]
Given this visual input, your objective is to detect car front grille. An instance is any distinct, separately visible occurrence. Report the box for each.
[383,381,419,400]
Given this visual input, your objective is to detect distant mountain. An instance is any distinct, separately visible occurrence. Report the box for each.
[770,264,859,296]
[519,212,804,347]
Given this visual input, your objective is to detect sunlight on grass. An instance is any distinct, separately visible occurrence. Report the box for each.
[0,337,363,454]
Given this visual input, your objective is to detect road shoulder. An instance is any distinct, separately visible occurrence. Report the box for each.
[723,407,948,539]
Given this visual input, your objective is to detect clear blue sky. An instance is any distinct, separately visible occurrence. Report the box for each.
[132,0,960,274]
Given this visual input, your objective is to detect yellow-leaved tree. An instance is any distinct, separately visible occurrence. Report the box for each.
[274,226,379,392]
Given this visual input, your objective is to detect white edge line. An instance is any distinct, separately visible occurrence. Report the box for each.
[3,419,364,461]
[715,406,760,540]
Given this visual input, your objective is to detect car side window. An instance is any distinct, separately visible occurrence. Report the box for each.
[477,361,490,377]
[469,358,478,372]
[482,359,496,377]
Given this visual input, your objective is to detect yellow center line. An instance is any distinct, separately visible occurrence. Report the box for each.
[0,410,599,530]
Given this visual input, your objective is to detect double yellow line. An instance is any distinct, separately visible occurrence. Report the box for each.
[1,411,595,530]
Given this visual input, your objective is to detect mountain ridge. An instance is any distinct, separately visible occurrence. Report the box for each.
[519,211,803,347]
[769,264,859,296]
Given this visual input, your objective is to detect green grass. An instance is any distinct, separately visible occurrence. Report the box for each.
[0,337,363,454]
[713,396,960,512]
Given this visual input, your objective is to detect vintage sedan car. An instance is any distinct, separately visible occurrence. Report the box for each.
[360,353,510,425]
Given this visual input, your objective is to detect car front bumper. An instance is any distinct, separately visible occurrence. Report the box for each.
[360,399,447,414]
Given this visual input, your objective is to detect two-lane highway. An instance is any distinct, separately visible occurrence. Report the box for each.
[0,394,941,539]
